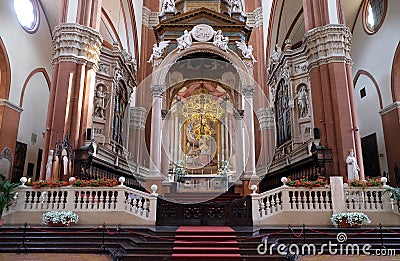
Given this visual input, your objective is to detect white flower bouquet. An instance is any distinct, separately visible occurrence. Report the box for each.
[330,212,371,227]
[42,210,79,226]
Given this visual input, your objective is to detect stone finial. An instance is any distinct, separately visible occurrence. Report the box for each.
[151,184,158,195]
[119,176,126,187]
[250,184,258,195]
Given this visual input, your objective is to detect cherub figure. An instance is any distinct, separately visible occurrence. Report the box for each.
[160,0,177,16]
[147,40,171,65]
[236,40,257,64]
[176,30,192,53]
[213,30,229,52]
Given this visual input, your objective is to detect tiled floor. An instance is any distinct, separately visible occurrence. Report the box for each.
[0,254,111,261]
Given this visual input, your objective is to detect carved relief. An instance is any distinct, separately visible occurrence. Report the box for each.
[52,24,103,66]
[93,46,136,154]
[191,24,215,42]
[304,24,352,70]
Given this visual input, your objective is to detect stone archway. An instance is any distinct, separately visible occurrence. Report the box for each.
[147,41,258,196]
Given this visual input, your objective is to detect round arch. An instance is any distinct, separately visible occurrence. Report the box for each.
[19,68,51,107]
[353,69,383,109]
[152,42,254,89]
[391,41,400,102]
[0,37,11,100]
[167,79,239,110]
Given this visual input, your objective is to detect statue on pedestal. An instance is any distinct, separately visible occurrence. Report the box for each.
[160,0,176,16]
[346,149,360,180]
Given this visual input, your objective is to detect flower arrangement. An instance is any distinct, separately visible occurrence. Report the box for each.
[31,178,118,189]
[348,177,381,189]
[32,180,69,190]
[286,176,327,189]
[330,212,371,227]
[218,160,230,175]
[174,160,186,183]
[42,210,79,226]
[72,178,118,187]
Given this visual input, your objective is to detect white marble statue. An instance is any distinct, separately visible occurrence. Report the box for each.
[295,86,310,118]
[229,0,244,14]
[160,0,176,16]
[94,85,108,118]
[176,30,192,53]
[45,150,54,180]
[147,40,171,65]
[236,40,257,64]
[346,149,360,180]
[213,30,229,52]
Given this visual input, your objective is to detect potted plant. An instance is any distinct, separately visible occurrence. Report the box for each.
[42,210,79,227]
[385,187,400,209]
[347,177,381,189]
[174,160,186,183]
[0,174,19,226]
[330,212,371,228]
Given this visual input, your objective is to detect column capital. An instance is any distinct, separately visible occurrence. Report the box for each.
[150,84,166,97]
[52,23,103,67]
[304,24,352,70]
[130,107,148,130]
[241,85,255,97]
[256,107,275,130]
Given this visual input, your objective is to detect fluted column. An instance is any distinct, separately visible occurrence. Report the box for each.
[235,112,244,179]
[149,84,165,176]
[242,85,256,178]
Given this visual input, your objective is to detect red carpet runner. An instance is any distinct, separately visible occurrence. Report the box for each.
[172,226,241,260]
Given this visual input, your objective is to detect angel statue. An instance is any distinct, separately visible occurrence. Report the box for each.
[176,30,192,53]
[236,40,257,64]
[160,0,177,16]
[147,40,170,65]
[213,30,229,52]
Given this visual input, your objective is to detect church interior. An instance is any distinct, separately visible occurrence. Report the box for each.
[0,0,400,260]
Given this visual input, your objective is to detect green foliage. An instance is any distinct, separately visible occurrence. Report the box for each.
[385,187,400,202]
[0,174,19,217]
[348,177,381,189]
[174,160,186,183]
[286,176,327,189]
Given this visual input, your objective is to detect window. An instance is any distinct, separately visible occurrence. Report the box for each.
[360,87,367,99]
[13,0,39,33]
[363,0,387,34]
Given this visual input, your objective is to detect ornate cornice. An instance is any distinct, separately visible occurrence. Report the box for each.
[304,24,352,70]
[0,99,23,113]
[142,7,159,29]
[151,84,166,97]
[256,107,275,130]
[52,23,103,67]
[246,7,263,29]
[130,107,148,130]
[379,102,400,116]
